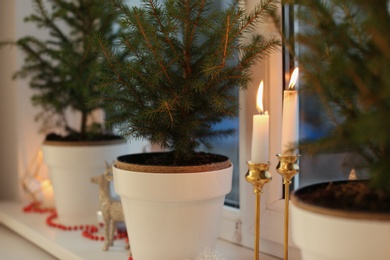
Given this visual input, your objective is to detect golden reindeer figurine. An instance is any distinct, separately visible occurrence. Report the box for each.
[91,162,129,252]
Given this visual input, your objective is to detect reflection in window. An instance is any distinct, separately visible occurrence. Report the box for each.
[283,3,353,189]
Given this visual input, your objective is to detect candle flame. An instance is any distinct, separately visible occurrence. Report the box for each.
[288,67,299,90]
[41,179,52,190]
[256,81,264,113]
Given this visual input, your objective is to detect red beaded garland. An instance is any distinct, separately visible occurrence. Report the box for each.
[46,212,127,241]
[23,202,128,242]
[23,202,55,214]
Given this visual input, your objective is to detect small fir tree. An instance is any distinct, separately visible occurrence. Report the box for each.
[2,0,123,140]
[94,0,280,164]
[288,0,390,191]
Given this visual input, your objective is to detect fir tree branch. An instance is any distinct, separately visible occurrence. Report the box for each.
[5,0,125,136]
[146,0,178,57]
[221,14,231,68]
[187,0,206,58]
[33,0,70,44]
[236,0,278,37]
[95,0,279,162]
[132,8,172,83]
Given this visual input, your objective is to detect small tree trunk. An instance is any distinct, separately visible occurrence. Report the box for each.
[80,111,88,136]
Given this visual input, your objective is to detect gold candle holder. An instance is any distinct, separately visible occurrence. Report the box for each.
[276,154,300,260]
[245,161,272,260]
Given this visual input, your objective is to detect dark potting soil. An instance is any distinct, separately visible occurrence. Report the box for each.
[45,132,123,142]
[117,152,229,167]
[295,180,390,214]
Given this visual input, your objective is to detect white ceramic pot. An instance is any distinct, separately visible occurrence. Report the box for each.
[291,182,390,260]
[42,140,128,226]
[113,156,233,260]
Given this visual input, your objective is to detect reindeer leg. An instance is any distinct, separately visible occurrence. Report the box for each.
[103,216,110,251]
[109,219,115,246]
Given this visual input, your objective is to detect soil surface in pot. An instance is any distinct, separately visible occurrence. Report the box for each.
[118,152,228,167]
[294,180,390,214]
[46,132,123,142]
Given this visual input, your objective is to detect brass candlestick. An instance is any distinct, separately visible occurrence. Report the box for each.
[276,154,300,260]
[245,161,272,260]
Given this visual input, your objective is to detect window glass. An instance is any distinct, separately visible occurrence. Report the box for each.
[287,2,352,188]
[208,100,240,208]
[204,0,239,208]
[298,94,350,188]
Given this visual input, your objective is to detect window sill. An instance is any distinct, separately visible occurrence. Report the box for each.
[0,202,278,260]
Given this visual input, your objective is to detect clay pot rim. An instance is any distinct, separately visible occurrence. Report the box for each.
[116,152,231,174]
[291,180,390,221]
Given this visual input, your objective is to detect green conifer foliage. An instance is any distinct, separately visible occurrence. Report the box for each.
[291,0,390,191]
[94,0,280,164]
[2,0,122,138]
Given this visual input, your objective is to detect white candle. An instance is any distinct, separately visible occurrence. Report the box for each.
[251,81,269,163]
[281,67,299,155]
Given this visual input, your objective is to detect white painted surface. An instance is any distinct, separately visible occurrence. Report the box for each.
[0,225,57,260]
[0,201,279,260]
[42,142,129,226]
[114,165,233,259]
[291,202,390,260]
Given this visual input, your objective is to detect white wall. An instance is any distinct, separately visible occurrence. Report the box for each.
[0,0,151,202]
[0,0,49,202]
[0,0,19,201]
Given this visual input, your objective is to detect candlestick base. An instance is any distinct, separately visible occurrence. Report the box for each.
[245,161,271,260]
[276,154,300,260]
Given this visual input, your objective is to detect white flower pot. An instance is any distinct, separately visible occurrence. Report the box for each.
[291,182,390,260]
[42,140,128,226]
[113,155,233,260]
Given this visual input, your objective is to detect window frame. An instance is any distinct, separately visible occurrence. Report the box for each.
[218,1,301,258]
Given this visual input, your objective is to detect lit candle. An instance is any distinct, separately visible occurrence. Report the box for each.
[281,67,299,155]
[251,81,269,163]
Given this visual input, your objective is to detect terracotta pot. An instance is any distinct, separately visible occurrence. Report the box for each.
[42,139,128,226]
[113,152,232,260]
[291,181,390,260]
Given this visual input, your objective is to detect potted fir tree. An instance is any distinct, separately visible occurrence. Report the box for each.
[284,0,390,259]
[93,0,280,258]
[2,0,128,225]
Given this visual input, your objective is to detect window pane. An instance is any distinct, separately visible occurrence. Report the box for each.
[298,94,350,188]
[284,3,351,188]
[205,0,239,208]
[208,106,240,208]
